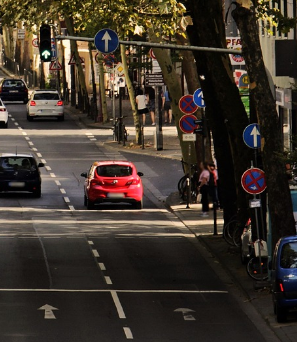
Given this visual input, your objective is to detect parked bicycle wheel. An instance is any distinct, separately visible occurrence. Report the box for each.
[232,225,242,247]
[223,219,240,245]
[178,175,188,201]
[246,256,268,280]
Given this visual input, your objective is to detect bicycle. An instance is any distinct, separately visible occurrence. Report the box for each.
[112,116,128,144]
[177,161,199,203]
[223,216,251,247]
[246,240,269,281]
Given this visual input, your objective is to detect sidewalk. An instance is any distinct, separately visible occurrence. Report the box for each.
[69,103,297,342]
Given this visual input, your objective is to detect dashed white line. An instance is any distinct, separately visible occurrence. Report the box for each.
[45,166,52,171]
[63,197,70,203]
[92,249,100,257]
[50,173,56,178]
[123,327,133,339]
[111,290,126,318]
[60,189,66,194]
[28,141,34,146]
[88,241,94,245]
[98,263,106,271]
[41,159,46,164]
[55,180,61,186]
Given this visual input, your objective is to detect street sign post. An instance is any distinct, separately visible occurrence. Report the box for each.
[193,88,206,108]
[243,123,261,149]
[145,74,164,86]
[179,95,198,115]
[241,167,266,195]
[94,29,119,54]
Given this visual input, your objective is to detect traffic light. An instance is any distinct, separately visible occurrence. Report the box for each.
[194,119,204,134]
[40,24,52,62]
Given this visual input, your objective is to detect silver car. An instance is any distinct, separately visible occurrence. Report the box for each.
[26,89,64,121]
[0,98,8,128]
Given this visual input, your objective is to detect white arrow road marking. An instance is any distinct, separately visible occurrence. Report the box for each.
[174,308,196,321]
[250,126,260,147]
[38,304,59,319]
[102,31,111,52]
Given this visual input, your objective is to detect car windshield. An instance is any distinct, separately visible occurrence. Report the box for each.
[280,242,297,268]
[34,93,59,100]
[96,165,132,177]
[0,157,36,171]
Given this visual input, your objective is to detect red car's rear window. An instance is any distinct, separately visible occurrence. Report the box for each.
[96,165,132,177]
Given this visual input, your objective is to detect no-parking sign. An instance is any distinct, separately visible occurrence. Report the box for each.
[179,114,199,133]
[179,95,198,115]
[241,168,266,195]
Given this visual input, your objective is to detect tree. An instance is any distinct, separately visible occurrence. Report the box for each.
[231,1,296,247]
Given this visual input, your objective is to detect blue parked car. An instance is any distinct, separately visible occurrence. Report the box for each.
[271,235,297,322]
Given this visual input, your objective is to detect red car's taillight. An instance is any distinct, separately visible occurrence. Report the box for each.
[126,177,140,185]
[30,100,36,106]
[90,179,103,186]
[57,100,63,106]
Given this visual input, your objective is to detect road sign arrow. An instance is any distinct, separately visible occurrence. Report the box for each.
[250,125,260,148]
[38,304,59,319]
[174,308,196,321]
[41,50,51,60]
[102,31,111,52]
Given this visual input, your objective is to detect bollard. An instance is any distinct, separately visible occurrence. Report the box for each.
[213,202,218,235]
[141,126,145,149]
[186,177,190,209]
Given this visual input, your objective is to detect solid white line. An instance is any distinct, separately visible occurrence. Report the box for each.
[111,290,126,319]
[0,288,228,293]
[123,327,133,339]
[22,132,27,135]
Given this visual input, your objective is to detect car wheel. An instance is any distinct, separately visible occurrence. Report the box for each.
[276,304,287,323]
[32,187,41,198]
[27,114,33,122]
[134,199,143,210]
[87,199,95,210]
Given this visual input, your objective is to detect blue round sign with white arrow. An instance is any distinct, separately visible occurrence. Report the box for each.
[243,123,261,149]
[94,29,119,54]
[193,88,206,108]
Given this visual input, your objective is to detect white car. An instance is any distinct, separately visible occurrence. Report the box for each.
[0,98,8,128]
[26,89,64,121]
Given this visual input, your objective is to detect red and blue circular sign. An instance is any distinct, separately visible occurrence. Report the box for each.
[179,95,198,115]
[241,168,266,195]
[179,114,199,133]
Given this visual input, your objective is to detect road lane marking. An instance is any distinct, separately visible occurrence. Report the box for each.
[111,290,126,319]
[92,249,100,257]
[0,288,228,293]
[123,327,133,339]
[60,189,66,194]
[64,197,70,203]
[98,263,106,271]
[105,276,112,284]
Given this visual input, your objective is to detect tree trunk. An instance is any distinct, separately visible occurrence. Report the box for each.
[232,3,296,248]
[186,0,253,223]
[120,44,141,144]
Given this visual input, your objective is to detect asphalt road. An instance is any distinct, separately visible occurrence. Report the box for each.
[0,101,273,341]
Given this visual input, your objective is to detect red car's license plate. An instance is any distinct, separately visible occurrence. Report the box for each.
[107,193,124,198]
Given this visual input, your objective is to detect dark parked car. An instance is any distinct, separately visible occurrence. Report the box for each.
[270,235,297,322]
[0,78,29,103]
[0,153,44,197]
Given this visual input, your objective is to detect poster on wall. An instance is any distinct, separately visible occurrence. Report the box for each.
[226,37,245,66]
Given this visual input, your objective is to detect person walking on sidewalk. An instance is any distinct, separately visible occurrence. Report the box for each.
[198,162,210,217]
[136,89,149,126]
[145,87,156,125]
[163,90,172,124]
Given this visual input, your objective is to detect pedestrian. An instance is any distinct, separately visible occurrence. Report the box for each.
[198,161,210,217]
[135,89,148,126]
[208,162,219,209]
[163,90,172,124]
[145,87,156,125]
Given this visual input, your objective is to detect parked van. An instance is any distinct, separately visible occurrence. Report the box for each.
[270,235,297,322]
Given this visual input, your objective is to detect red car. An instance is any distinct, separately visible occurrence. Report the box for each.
[81,161,144,209]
